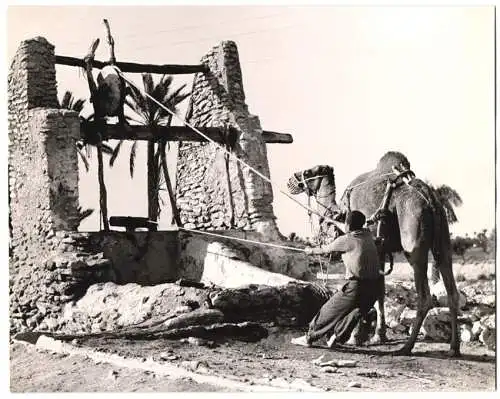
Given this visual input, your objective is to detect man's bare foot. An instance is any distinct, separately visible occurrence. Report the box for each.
[327,334,338,348]
[291,335,311,347]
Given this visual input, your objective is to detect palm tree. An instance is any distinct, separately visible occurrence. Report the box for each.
[427,181,463,224]
[58,90,114,172]
[111,74,189,225]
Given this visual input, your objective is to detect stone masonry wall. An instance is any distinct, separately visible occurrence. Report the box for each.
[8,37,114,333]
[176,41,281,240]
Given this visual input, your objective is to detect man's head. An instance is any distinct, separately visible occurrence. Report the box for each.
[345,210,366,232]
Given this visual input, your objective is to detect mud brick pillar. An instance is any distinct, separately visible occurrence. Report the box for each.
[176,41,282,240]
[8,37,83,332]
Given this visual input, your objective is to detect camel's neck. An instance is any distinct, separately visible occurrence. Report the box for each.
[313,178,338,218]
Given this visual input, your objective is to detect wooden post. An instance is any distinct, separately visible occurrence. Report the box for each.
[103,19,116,64]
[160,140,183,227]
[84,38,110,231]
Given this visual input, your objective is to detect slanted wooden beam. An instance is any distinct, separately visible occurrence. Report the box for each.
[81,123,293,144]
[55,55,208,75]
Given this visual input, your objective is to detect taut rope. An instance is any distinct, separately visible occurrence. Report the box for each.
[118,72,345,233]
[179,227,305,252]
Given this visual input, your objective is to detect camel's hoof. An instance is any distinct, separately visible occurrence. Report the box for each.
[447,349,461,358]
[370,334,387,345]
[391,348,412,356]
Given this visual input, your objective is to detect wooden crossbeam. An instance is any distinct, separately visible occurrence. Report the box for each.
[81,123,293,144]
[56,55,208,75]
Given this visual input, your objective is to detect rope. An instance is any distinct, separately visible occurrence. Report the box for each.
[179,227,305,252]
[118,72,343,230]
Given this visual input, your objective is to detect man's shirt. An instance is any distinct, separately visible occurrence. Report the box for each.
[312,229,380,280]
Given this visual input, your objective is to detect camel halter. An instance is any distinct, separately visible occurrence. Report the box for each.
[286,172,329,195]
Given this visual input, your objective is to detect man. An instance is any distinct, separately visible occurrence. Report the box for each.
[291,210,383,347]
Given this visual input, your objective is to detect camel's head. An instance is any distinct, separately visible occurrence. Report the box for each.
[287,165,335,196]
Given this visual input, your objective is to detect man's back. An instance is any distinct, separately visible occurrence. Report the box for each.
[328,230,380,280]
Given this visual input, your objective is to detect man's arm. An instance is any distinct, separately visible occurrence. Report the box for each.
[309,235,351,255]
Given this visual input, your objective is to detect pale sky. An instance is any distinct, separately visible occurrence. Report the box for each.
[6,5,495,239]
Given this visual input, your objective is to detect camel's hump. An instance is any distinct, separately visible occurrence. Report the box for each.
[377,151,411,172]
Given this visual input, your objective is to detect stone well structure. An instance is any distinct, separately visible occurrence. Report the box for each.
[8,37,308,334]
[176,41,280,240]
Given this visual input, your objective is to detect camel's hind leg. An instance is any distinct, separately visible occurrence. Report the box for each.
[434,249,461,357]
[393,249,433,356]
[371,278,387,344]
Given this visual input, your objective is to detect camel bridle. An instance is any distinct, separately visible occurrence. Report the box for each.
[287,170,333,196]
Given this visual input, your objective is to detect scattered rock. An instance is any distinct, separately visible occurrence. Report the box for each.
[107,370,118,380]
[471,294,495,307]
[480,314,495,329]
[460,324,474,343]
[322,366,339,373]
[384,303,406,329]
[180,360,209,372]
[472,320,483,339]
[471,305,495,319]
[420,307,454,341]
[399,307,417,327]
[290,378,315,390]
[479,327,496,351]
[158,352,179,361]
[348,381,361,388]
[180,336,217,348]
[311,354,326,365]
[430,281,466,309]
[173,305,192,315]
[319,359,357,368]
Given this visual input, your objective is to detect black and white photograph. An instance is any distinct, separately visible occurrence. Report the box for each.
[5,2,497,393]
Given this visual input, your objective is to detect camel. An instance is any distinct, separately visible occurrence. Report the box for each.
[287,151,461,357]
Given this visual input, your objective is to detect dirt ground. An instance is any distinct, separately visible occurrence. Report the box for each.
[10,341,229,392]
[10,325,496,392]
[10,261,497,392]
[77,327,497,391]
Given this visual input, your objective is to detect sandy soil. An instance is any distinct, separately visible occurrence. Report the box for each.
[75,327,496,392]
[10,341,230,392]
[10,325,496,392]
[10,260,496,393]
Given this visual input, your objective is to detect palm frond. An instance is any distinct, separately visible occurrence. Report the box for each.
[125,115,146,125]
[60,90,86,113]
[77,147,90,172]
[435,185,463,207]
[101,144,114,155]
[129,141,137,178]
[166,83,190,107]
[126,83,149,120]
[72,98,86,113]
[109,140,124,166]
[79,208,94,220]
[142,73,155,96]
[60,91,73,109]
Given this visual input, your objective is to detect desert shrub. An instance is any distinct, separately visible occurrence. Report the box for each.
[472,229,489,253]
[455,273,466,282]
[451,235,474,263]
